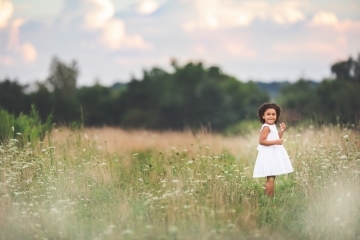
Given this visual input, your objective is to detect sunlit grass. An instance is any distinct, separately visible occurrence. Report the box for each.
[0,124,359,239]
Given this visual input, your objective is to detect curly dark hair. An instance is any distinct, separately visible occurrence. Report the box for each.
[257,102,282,124]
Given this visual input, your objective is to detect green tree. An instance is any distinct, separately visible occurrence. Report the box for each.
[0,79,30,115]
[314,79,360,123]
[277,79,317,122]
[331,54,360,82]
[44,57,81,124]
[116,61,269,130]
[278,54,360,124]
[46,57,79,98]
[77,83,117,125]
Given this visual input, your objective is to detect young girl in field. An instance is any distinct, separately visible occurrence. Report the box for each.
[253,103,293,197]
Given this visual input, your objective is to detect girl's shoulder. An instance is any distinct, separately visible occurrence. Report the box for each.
[260,123,270,131]
[260,123,275,131]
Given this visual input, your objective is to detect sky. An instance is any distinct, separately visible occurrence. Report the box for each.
[0,0,359,86]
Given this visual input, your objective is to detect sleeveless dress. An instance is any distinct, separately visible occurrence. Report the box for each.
[253,123,293,178]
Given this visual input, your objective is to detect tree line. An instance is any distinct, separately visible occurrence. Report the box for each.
[278,54,360,124]
[0,54,359,131]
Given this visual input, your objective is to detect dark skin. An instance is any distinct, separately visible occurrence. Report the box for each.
[259,108,287,197]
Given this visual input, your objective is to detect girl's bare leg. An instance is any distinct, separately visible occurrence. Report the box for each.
[265,176,275,197]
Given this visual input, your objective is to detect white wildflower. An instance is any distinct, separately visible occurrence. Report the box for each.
[121,229,133,235]
[168,226,178,234]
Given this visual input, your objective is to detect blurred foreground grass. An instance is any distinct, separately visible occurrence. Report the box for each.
[0,125,359,239]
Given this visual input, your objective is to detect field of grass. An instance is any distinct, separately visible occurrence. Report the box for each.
[0,124,359,239]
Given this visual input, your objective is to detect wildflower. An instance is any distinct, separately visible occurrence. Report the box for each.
[168,226,178,234]
[121,229,133,235]
[104,225,116,235]
[11,126,14,131]
[50,208,60,214]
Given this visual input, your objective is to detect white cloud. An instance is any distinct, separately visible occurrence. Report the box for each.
[136,0,160,15]
[21,42,37,63]
[83,0,151,50]
[84,0,115,29]
[311,11,339,26]
[310,11,360,33]
[101,19,151,50]
[1,0,360,85]
[271,1,305,24]
[0,0,14,29]
[6,18,37,63]
[8,18,24,48]
[183,0,306,31]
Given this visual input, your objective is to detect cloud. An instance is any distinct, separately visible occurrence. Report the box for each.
[271,1,305,24]
[183,0,306,31]
[310,11,360,32]
[6,18,37,63]
[101,19,152,50]
[136,0,160,15]
[0,0,14,29]
[84,0,114,29]
[0,55,13,66]
[8,18,24,48]
[83,0,151,50]
[21,42,37,62]
[1,0,359,85]
[311,11,339,26]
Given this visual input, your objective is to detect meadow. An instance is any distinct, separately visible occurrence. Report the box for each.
[0,124,359,239]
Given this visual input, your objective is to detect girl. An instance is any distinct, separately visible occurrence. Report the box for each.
[253,103,293,197]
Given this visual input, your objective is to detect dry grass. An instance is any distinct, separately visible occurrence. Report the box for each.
[50,127,254,155]
[0,124,359,240]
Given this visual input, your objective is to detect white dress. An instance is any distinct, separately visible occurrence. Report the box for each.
[253,123,293,178]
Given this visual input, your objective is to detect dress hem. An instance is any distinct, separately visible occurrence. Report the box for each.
[253,170,293,178]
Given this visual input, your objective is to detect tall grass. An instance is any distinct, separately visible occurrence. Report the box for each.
[0,124,359,239]
[0,106,53,146]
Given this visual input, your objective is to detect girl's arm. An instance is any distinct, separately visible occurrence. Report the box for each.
[278,123,286,139]
[259,126,283,146]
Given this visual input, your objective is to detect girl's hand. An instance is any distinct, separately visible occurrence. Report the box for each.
[275,139,283,145]
[279,123,286,132]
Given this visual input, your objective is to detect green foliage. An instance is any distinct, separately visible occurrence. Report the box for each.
[2,54,360,128]
[277,54,360,124]
[76,84,116,126]
[46,56,79,98]
[117,63,269,130]
[331,53,360,82]
[278,78,360,124]
[223,119,260,136]
[277,79,317,122]
[314,78,360,123]
[0,79,31,116]
[0,105,53,146]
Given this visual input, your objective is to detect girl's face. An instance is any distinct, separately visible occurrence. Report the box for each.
[262,108,277,124]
